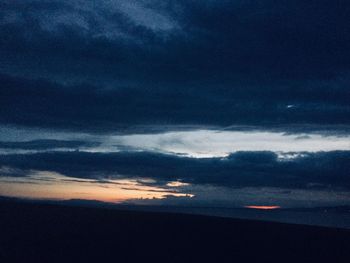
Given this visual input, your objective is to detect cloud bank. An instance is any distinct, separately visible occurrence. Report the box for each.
[0,1,350,131]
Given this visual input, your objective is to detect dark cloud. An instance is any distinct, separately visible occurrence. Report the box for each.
[1,73,349,131]
[1,1,350,131]
[1,0,350,83]
[1,150,349,190]
[0,139,98,150]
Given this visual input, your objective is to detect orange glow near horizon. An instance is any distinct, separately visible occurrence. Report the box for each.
[245,205,281,210]
[0,170,194,203]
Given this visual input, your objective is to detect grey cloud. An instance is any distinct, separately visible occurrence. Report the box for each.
[0,151,349,190]
[0,139,99,150]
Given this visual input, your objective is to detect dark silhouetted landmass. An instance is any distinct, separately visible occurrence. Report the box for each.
[1,199,350,263]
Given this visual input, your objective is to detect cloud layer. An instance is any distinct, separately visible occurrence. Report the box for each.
[1,74,349,131]
[1,150,349,190]
[1,1,350,131]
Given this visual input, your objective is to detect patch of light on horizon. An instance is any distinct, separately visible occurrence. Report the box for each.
[0,170,194,202]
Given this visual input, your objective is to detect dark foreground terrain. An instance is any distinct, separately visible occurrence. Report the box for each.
[1,201,350,263]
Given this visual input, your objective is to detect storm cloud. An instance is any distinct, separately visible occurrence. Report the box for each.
[0,0,350,131]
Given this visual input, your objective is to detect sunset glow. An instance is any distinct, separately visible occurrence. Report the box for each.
[244,205,281,210]
[0,170,194,203]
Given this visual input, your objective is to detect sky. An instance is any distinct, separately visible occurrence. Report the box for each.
[0,0,350,209]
